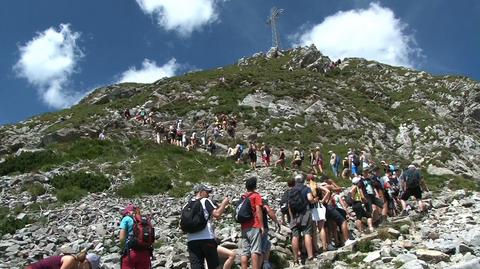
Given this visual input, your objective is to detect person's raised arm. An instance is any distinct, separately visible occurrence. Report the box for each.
[212,198,230,219]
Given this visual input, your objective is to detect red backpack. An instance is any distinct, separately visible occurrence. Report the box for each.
[129,214,155,250]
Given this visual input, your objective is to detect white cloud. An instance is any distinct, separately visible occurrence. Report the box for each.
[118,58,179,83]
[294,3,421,67]
[135,0,219,36]
[14,24,84,108]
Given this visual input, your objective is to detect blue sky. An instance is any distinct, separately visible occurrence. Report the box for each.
[1,0,479,125]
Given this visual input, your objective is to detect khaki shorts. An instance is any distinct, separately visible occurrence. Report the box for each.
[241,227,262,256]
[291,211,313,237]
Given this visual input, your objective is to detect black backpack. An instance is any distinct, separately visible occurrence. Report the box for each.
[299,151,305,160]
[352,155,360,166]
[235,193,254,223]
[180,199,208,233]
[405,169,421,189]
[288,184,308,215]
[279,189,291,215]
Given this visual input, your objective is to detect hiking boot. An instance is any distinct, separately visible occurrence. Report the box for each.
[305,257,317,265]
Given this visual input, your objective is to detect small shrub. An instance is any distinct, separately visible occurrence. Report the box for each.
[448,177,480,192]
[56,186,88,202]
[377,228,395,240]
[0,207,31,236]
[116,175,172,198]
[51,172,110,202]
[0,150,58,176]
[51,172,110,193]
[356,240,374,253]
[24,182,47,197]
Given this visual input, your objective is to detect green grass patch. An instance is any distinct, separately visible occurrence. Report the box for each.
[51,172,110,202]
[448,177,480,192]
[423,174,448,193]
[0,150,58,176]
[356,240,374,253]
[117,141,243,198]
[0,207,31,236]
[22,182,47,197]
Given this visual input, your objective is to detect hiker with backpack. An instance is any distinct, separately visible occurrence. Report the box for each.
[260,143,271,167]
[350,152,361,176]
[25,249,100,269]
[314,147,323,174]
[236,177,264,269]
[291,147,302,170]
[399,164,429,214]
[322,177,356,249]
[358,169,384,227]
[329,151,340,178]
[180,184,230,269]
[288,174,317,265]
[247,143,257,171]
[119,204,155,269]
[305,174,330,254]
[279,178,296,225]
[309,149,318,174]
[275,148,286,170]
[371,166,389,224]
[349,176,375,233]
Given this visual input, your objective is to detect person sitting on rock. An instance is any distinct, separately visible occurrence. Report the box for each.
[25,249,101,269]
[399,164,429,215]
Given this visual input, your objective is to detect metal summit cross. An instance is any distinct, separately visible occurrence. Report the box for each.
[266,7,284,49]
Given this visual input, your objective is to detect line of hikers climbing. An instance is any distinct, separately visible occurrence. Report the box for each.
[26,155,429,269]
[177,157,429,269]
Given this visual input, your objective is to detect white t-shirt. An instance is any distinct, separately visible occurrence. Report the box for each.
[187,198,217,241]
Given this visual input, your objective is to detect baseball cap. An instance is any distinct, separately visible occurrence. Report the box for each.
[194,184,213,193]
[306,174,315,181]
[86,253,101,269]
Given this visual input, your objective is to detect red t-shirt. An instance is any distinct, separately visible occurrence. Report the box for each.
[240,191,263,230]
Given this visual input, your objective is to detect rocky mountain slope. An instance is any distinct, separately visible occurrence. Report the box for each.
[0,45,479,268]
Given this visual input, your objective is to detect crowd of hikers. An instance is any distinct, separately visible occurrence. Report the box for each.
[30,109,430,268]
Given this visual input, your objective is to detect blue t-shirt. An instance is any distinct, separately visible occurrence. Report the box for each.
[120,215,134,236]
